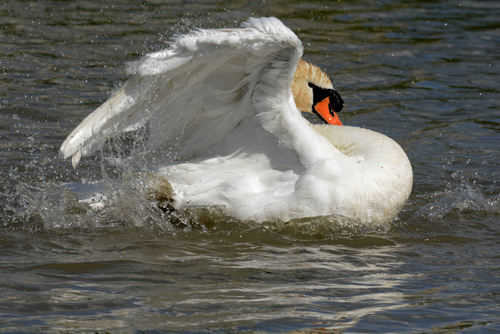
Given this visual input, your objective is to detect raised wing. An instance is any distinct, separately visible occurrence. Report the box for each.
[60,17,304,167]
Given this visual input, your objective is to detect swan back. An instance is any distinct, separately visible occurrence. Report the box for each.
[311,124,413,223]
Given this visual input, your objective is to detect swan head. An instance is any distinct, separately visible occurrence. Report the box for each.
[291,60,344,126]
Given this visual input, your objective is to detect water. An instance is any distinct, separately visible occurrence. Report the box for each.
[1,0,499,332]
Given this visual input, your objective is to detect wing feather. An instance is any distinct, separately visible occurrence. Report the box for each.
[60,17,303,167]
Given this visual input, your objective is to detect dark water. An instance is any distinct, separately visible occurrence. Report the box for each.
[1,0,500,332]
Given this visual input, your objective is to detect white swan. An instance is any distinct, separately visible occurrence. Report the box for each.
[60,17,412,224]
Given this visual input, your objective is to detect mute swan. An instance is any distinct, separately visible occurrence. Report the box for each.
[60,17,412,224]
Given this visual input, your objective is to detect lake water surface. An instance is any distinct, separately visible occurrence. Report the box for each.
[1,0,500,332]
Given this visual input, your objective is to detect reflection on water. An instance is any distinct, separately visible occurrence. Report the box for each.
[1,224,411,332]
[1,0,500,332]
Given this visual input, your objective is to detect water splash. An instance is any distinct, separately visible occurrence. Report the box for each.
[415,178,499,220]
[12,175,174,233]
[8,173,384,242]
[15,182,97,229]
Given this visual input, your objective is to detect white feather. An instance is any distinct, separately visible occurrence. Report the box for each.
[61,17,412,224]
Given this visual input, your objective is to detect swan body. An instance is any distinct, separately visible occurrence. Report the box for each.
[60,17,412,224]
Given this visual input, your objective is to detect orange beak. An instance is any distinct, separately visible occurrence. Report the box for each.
[314,97,343,126]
